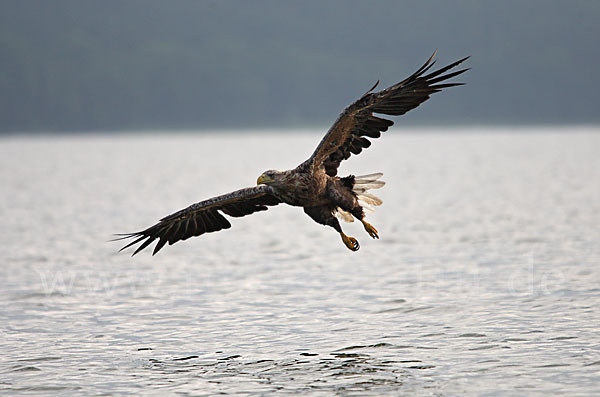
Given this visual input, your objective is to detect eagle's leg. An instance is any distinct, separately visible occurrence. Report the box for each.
[303,206,360,251]
[326,179,380,241]
[347,206,379,240]
[340,232,360,251]
[360,219,379,239]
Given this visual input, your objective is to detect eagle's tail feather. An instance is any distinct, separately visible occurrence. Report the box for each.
[353,173,385,192]
[334,173,385,223]
[333,207,355,223]
[354,172,384,213]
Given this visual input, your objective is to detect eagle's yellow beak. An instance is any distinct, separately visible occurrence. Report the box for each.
[257,174,273,185]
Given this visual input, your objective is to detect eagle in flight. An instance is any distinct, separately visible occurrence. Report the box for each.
[116,52,469,255]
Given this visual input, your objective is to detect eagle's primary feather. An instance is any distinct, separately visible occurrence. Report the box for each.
[114,185,281,256]
[308,51,469,176]
[116,52,469,255]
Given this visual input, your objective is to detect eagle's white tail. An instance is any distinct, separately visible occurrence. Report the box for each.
[334,173,385,223]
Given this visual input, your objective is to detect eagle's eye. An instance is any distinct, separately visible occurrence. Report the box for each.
[257,171,277,185]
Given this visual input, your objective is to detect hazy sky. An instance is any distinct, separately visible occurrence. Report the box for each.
[1,0,599,132]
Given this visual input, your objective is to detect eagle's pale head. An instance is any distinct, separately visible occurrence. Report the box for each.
[257,170,284,186]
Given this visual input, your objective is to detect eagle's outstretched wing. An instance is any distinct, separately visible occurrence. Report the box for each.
[307,52,469,176]
[114,185,281,256]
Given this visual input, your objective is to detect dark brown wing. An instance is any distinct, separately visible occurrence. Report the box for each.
[308,52,469,176]
[114,185,281,256]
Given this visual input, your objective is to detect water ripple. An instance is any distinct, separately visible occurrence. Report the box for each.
[2,131,600,395]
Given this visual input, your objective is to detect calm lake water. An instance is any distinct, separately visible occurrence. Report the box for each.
[1,128,599,396]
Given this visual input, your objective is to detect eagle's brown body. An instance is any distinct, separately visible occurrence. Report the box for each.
[116,52,469,255]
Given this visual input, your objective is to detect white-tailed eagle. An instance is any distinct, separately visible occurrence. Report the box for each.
[116,52,469,255]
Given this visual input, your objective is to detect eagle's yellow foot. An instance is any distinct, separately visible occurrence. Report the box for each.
[341,233,360,251]
[361,220,379,239]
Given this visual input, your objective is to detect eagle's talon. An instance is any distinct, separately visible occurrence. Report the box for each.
[361,220,379,239]
[341,233,360,251]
